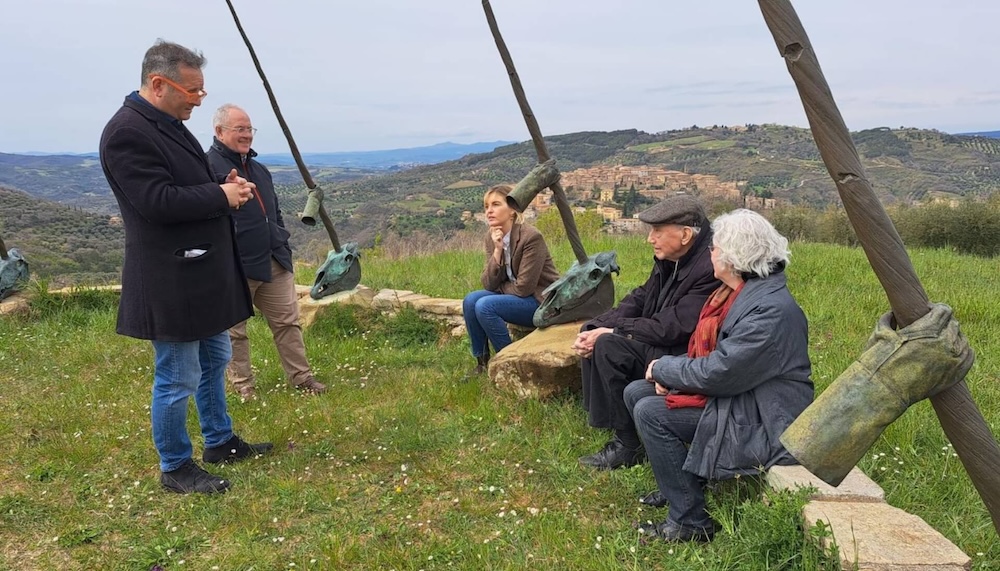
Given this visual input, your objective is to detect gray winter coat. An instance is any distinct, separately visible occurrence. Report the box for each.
[650,271,813,480]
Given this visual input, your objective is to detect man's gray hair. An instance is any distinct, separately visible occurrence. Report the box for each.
[140,39,206,86]
[212,104,244,128]
[711,209,790,278]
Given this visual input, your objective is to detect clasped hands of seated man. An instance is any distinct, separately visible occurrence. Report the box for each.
[220,168,256,210]
[571,327,614,359]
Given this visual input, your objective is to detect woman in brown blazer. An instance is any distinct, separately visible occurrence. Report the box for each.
[462,185,559,374]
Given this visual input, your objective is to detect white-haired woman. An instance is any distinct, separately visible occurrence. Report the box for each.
[623,209,813,542]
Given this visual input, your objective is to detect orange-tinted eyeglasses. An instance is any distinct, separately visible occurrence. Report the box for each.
[150,75,207,105]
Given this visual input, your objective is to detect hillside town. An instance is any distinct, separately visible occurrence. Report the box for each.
[460,164,776,232]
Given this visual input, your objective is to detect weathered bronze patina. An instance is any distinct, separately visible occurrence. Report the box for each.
[759,0,999,533]
[783,304,973,484]
[309,242,361,300]
[224,0,357,299]
[482,0,617,327]
[534,251,618,327]
[506,159,561,213]
[0,235,30,300]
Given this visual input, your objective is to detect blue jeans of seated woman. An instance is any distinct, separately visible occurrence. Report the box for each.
[151,331,235,472]
[462,289,539,357]
[624,379,714,531]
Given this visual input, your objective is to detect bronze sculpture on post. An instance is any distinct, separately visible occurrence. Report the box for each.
[223,0,361,300]
[0,234,29,300]
[482,0,619,327]
[756,0,1000,535]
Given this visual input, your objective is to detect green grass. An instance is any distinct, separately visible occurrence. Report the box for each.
[1,238,998,569]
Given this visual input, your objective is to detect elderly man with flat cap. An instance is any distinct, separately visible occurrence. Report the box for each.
[572,194,720,471]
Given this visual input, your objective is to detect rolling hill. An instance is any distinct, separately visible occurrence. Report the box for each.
[3,125,1000,281]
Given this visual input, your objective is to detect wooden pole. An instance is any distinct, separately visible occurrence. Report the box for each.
[758,0,1000,534]
[223,0,342,252]
[482,0,588,265]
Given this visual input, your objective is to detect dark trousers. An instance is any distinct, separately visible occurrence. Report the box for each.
[581,334,667,432]
[625,379,714,530]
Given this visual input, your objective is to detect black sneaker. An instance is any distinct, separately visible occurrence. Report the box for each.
[203,435,273,465]
[637,518,717,543]
[639,490,668,508]
[160,459,231,494]
[578,439,646,470]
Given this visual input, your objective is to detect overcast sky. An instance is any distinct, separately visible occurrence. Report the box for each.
[3,0,998,154]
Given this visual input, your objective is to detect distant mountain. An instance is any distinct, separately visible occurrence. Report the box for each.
[5,126,1000,278]
[0,141,514,215]
[256,141,516,169]
[959,130,1000,139]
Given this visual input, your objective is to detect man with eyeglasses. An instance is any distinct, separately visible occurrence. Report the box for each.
[99,40,273,495]
[571,195,719,474]
[206,104,327,399]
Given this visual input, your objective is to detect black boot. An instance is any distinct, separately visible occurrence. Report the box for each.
[578,438,646,470]
[462,353,490,382]
[475,353,490,374]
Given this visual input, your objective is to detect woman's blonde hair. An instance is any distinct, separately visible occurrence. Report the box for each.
[483,185,522,224]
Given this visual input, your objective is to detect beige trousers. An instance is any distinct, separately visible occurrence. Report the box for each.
[227,258,313,388]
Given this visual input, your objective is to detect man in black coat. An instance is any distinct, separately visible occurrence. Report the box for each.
[99,40,272,494]
[206,104,326,399]
[572,195,720,470]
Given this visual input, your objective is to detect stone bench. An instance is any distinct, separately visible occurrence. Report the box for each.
[488,321,584,399]
[767,465,970,570]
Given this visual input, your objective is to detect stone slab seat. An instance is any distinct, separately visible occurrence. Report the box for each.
[802,501,970,570]
[298,285,376,328]
[0,291,31,316]
[767,465,885,503]
[488,321,584,399]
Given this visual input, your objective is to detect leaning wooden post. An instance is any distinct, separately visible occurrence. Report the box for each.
[223,0,341,253]
[0,235,8,261]
[758,0,1000,534]
[482,0,588,265]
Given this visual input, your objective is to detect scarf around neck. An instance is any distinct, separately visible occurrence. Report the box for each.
[666,281,745,409]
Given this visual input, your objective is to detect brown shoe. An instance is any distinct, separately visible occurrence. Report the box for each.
[295,378,327,394]
[236,385,256,399]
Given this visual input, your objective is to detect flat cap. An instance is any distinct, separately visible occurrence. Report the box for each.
[637,194,707,227]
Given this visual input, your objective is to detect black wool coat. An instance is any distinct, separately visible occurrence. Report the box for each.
[99,96,253,342]
[206,139,293,282]
[582,227,719,354]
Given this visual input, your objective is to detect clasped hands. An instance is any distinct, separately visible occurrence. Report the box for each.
[571,327,613,359]
[645,358,668,395]
[221,168,256,209]
[572,329,668,395]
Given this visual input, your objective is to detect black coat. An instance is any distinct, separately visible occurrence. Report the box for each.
[99,95,253,342]
[582,227,719,353]
[206,139,293,282]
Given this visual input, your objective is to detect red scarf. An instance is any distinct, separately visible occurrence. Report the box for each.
[665,282,744,409]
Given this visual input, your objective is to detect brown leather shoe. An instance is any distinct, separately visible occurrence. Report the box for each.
[295,378,327,394]
[236,384,256,399]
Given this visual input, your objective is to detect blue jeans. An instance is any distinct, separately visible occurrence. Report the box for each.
[625,380,714,531]
[151,331,234,472]
[462,290,539,357]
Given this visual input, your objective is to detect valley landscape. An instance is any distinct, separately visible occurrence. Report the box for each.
[2,124,999,285]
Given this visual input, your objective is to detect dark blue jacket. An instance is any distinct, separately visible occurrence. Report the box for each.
[206,139,293,282]
[651,271,814,480]
[99,95,252,342]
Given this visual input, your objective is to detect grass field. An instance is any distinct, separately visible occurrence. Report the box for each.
[1,237,997,570]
